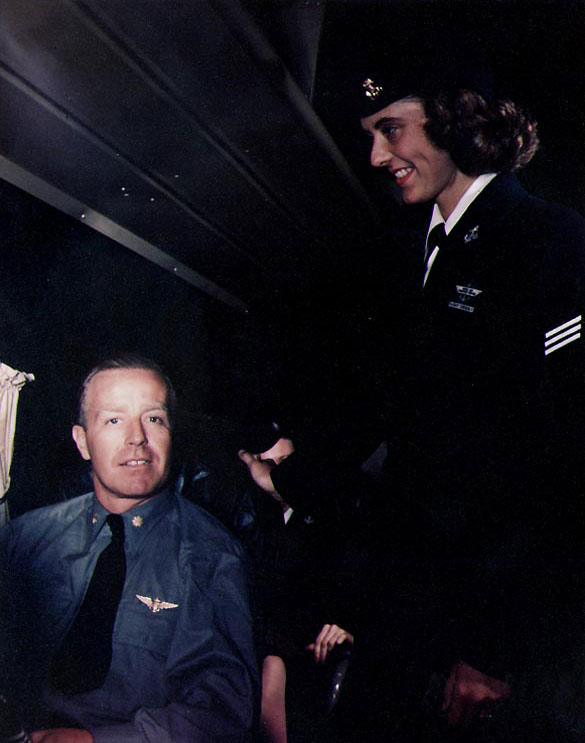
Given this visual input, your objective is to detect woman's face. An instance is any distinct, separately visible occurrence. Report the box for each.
[361,98,472,217]
[257,437,294,467]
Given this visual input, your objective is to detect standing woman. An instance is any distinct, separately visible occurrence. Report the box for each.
[353,60,585,740]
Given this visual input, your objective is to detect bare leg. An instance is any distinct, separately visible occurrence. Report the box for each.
[260,655,287,743]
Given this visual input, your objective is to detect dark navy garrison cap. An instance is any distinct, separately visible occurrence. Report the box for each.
[239,418,291,455]
[349,48,494,118]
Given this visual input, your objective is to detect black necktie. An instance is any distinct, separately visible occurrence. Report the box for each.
[50,513,126,694]
[423,222,447,287]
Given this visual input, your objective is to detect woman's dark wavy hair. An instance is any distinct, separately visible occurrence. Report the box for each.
[421,88,539,176]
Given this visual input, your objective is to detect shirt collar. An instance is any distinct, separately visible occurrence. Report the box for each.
[87,488,174,555]
[427,173,498,239]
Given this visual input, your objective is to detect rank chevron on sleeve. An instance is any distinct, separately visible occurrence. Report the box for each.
[544,315,582,356]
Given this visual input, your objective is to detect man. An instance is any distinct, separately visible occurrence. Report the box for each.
[0,355,259,743]
[352,61,585,738]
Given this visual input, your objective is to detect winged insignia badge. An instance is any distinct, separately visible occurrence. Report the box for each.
[136,594,179,613]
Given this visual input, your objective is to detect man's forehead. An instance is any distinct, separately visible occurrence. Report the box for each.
[85,368,167,403]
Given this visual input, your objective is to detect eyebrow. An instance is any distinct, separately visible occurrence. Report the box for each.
[144,405,169,415]
[373,116,402,131]
[94,403,169,415]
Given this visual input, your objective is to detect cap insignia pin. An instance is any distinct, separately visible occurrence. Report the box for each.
[362,78,383,100]
[464,225,480,243]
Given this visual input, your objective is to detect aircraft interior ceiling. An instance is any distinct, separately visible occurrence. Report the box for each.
[0,0,376,313]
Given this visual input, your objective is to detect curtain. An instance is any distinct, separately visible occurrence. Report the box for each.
[0,362,34,526]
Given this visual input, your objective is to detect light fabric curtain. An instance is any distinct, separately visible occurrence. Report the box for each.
[0,362,35,526]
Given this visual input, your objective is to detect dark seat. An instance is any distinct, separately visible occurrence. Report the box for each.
[284,643,353,743]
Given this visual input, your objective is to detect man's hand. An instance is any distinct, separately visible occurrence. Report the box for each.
[31,729,93,743]
[238,450,278,495]
[441,659,511,726]
[306,623,354,664]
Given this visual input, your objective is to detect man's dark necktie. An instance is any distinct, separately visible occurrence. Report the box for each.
[423,222,447,288]
[50,513,126,695]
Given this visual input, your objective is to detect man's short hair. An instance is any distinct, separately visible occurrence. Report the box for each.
[77,354,177,429]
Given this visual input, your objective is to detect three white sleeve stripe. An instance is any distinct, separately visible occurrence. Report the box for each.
[544,315,582,356]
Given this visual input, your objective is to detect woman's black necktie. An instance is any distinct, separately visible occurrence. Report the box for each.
[423,222,447,288]
[50,513,126,695]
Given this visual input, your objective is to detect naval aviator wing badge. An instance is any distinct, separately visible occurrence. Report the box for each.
[448,285,483,313]
[136,594,179,613]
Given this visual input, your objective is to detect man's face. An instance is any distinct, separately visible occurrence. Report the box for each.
[361,98,461,209]
[72,368,172,512]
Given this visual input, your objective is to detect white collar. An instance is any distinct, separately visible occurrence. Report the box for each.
[427,173,497,238]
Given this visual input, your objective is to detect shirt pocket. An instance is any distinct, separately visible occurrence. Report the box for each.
[114,591,180,658]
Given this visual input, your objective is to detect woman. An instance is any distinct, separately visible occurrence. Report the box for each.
[237,420,356,743]
[353,63,585,739]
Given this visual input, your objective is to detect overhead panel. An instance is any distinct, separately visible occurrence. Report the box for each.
[0,0,374,308]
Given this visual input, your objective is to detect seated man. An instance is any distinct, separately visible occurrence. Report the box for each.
[0,355,259,743]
